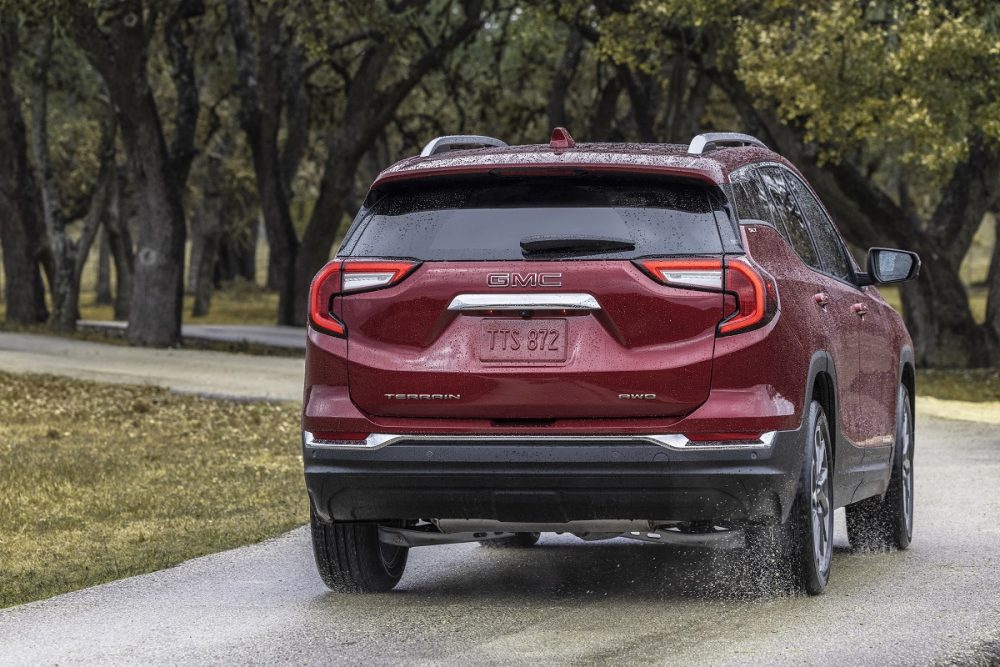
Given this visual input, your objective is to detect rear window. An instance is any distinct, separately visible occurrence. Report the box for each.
[341,177,725,260]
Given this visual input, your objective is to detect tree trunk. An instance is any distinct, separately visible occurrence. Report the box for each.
[547,28,583,129]
[96,227,113,305]
[68,2,187,346]
[227,0,299,324]
[292,145,359,324]
[983,213,1000,362]
[118,94,186,345]
[190,153,224,317]
[70,133,117,324]
[106,169,133,322]
[28,21,76,331]
[0,18,47,325]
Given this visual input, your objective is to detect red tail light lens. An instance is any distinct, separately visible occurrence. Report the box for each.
[309,260,419,336]
[719,258,778,335]
[309,262,345,336]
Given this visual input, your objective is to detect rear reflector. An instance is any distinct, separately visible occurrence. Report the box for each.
[312,432,370,442]
[685,432,763,442]
[309,260,419,337]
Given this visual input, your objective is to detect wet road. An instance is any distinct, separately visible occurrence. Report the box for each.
[1,415,998,665]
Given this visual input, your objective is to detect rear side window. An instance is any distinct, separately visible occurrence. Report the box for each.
[784,174,854,282]
[758,167,821,269]
[343,178,725,260]
[731,173,777,225]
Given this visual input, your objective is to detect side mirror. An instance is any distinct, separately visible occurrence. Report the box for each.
[865,247,921,285]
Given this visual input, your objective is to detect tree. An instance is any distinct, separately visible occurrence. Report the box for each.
[593,0,1000,367]
[27,18,118,331]
[227,0,487,325]
[64,0,199,346]
[0,14,47,325]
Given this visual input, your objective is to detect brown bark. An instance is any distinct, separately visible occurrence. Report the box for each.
[68,1,187,347]
[930,136,1000,268]
[106,169,133,322]
[95,228,113,305]
[227,0,299,324]
[588,74,623,140]
[547,28,583,129]
[0,17,47,325]
[190,153,224,317]
[984,212,1000,361]
[165,0,204,187]
[68,116,118,325]
[28,21,77,330]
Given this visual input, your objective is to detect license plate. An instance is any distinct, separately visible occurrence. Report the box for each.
[479,319,567,362]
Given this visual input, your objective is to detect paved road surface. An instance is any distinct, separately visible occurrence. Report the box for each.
[0,332,302,401]
[77,320,307,350]
[1,415,997,665]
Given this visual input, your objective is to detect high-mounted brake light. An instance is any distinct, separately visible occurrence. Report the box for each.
[308,260,418,337]
[636,256,777,335]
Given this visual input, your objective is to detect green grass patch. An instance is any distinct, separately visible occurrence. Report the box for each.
[0,372,305,608]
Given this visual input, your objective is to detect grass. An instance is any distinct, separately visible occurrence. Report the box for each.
[77,279,280,326]
[0,371,305,608]
[917,369,1000,403]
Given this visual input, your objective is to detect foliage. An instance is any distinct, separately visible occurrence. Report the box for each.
[737,1,1000,179]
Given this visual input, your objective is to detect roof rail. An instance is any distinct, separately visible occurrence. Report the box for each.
[420,134,508,157]
[688,132,767,155]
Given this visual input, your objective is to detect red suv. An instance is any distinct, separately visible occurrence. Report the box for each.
[303,130,920,595]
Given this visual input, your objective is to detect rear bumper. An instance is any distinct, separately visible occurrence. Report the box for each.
[304,426,807,526]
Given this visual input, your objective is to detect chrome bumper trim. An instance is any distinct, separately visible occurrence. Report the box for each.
[303,430,776,452]
[447,293,600,311]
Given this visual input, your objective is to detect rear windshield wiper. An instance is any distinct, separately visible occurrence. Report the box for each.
[520,235,636,255]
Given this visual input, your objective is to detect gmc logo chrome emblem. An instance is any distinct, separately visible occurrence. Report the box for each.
[487,272,562,288]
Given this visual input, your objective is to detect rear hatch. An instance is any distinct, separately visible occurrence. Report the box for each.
[339,175,728,419]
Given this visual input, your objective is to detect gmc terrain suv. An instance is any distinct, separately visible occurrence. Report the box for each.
[302,129,920,595]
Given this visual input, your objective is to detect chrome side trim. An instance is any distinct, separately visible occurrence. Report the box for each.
[447,293,600,311]
[303,431,777,452]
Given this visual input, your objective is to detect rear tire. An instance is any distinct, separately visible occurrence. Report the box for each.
[479,532,540,548]
[846,384,914,551]
[310,508,408,593]
[745,400,833,595]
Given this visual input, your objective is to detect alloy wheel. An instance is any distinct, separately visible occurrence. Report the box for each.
[811,419,833,576]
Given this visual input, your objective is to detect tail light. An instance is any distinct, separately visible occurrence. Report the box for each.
[719,258,778,335]
[309,260,419,336]
[636,256,777,335]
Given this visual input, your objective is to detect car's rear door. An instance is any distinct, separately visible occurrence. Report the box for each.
[338,176,729,420]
